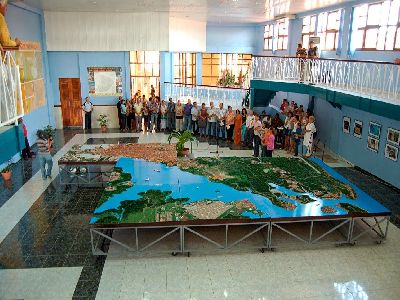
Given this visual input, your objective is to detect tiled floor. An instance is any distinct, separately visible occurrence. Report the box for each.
[0,129,399,300]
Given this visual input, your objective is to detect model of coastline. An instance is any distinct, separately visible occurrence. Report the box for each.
[58,143,177,165]
[91,157,368,225]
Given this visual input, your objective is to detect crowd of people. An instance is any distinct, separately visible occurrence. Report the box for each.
[113,92,317,158]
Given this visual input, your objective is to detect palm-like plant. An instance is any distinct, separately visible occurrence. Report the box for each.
[168,130,198,156]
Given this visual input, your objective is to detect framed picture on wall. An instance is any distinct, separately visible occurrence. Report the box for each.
[367,136,380,152]
[385,144,398,161]
[353,120,363,138]
[387,128,400,145]
[343,116,351,134]
[368,122,382,138]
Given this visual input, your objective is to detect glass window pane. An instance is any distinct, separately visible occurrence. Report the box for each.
[310,16,316,32]
[327,12,338,30]
[365,28,379,48]
[385,26,396,50]
[380,1,391,26]
[396,28,400,49]
[326,32,335,50]
[354,29,364,49]
[303,35,309,48]
[377,26,388,50]
[389,0,400,25]
[367,4,381,25]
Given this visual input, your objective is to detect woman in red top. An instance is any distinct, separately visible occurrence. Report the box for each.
[233,109,242,145]
[225,106,235,142]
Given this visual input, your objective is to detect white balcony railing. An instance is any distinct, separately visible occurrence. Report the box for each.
[0,51,23,127]
[252,56,400,104]
[164,82,248,108]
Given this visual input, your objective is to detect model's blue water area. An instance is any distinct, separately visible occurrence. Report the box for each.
[91,157,390,224]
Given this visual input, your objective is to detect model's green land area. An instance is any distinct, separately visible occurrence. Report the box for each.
[97,167,133,206]
[178,157,357,210]
[93,189,263,224]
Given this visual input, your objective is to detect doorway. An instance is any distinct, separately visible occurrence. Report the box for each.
[59,78,83,127]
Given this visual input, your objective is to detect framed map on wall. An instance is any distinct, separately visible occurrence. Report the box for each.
[88,67,123,96]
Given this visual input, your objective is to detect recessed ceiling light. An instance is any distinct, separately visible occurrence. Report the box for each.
[92,1,97,4]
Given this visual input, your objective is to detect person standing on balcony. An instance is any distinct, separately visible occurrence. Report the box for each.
[167,98,175,131]
[296,43,307,82]
[308,41,319,58]
[183,99,193,131]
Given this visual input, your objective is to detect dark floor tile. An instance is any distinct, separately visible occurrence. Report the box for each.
[73,280,100,297]
[63,254,88,267]
[23,255,49,268]
[42,255,67,268]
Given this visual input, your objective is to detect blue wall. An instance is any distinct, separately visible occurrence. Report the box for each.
[206,24,257,53]
[6,4,53,144]
[48,51,130,105]
[314,98,400,188]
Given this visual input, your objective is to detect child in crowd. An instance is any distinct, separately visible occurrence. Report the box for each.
[263,127,275,157]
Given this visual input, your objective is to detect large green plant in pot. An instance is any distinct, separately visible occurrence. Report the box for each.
[168,130,198,157]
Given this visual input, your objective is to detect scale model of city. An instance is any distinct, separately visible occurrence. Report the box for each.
[90,157,389,225]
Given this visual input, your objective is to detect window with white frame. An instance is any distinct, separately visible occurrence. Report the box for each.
[352,0,400,50]
[317,10,342,50]
[264,24,274,50]
[275,18,289,50]
[302,15,317,48]
[302,10,341,51]
[263,18,289,51]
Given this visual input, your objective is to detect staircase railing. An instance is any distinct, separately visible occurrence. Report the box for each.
[0,51,23,127]
[252,55,400,104]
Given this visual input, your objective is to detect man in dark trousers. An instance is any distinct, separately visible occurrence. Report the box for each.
[82,97,93,130]
[116,96,123,129]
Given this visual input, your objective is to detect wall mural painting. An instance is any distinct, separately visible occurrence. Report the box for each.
[14,49,46,114]
[88,67,123,97]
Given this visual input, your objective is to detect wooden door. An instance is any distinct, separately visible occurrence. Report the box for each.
[59,78,83,127]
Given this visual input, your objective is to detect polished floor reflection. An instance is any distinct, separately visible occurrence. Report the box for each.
[0,130,399,300]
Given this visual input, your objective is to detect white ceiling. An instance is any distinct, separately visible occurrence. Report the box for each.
[17,0,355,23]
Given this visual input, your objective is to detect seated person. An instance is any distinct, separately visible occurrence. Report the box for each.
[0,1,21,47]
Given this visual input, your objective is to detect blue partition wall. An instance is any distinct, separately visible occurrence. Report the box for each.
[314,98,400,189]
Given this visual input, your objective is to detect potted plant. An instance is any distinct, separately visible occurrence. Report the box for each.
[168,130,198,157]
[43,125,56,139]
[1,162,12,181]
[97,114,109,132]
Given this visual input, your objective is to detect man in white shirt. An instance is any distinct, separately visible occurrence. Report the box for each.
[216,102,226,140]
[191,102,199,134]
[244,109,255,148]
[207,101,217,138]
[82,97,93,130]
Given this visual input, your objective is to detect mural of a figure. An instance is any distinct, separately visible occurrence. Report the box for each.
[0,0,21,47]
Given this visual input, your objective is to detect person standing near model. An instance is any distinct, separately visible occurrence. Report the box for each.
[36,129,53,180]
[82,97,93,130]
